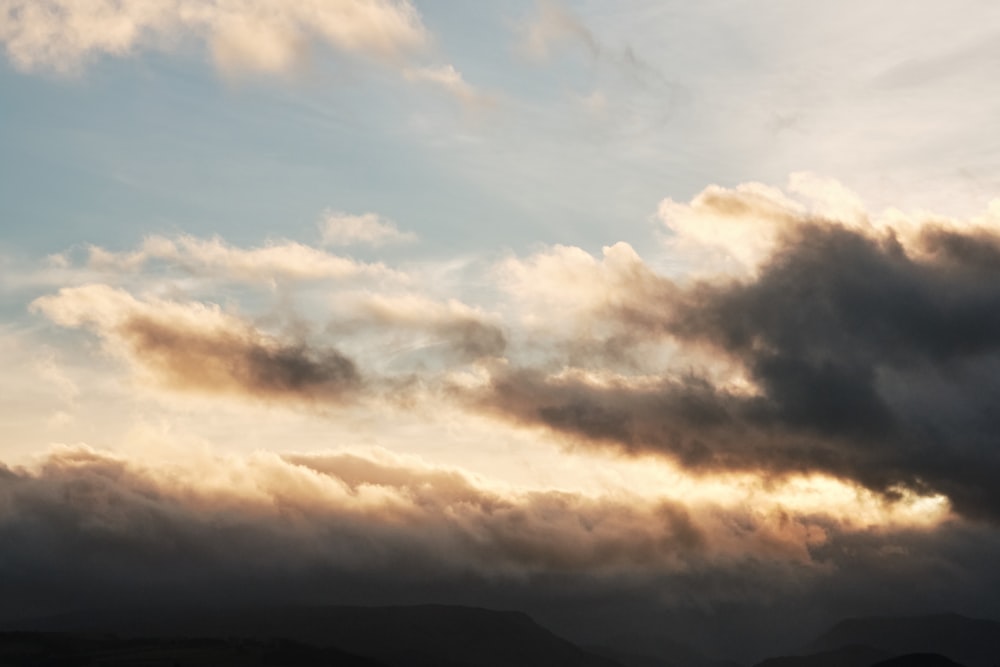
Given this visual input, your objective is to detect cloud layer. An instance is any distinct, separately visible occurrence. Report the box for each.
[0,443,978,622]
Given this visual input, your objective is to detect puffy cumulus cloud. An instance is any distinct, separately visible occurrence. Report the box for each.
[472,181,1000,523]
[0,0,428,76]
[31,284,361,403]
[496,242,702,371]
[658,173,1000,276]
[319,211,416,248]
[658,181,807,275]
[498,241,659,327]
[86,233,402,283]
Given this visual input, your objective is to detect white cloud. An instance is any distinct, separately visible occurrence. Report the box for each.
[657,175,1000,277]
[86,233,402,282]
[499,241,651,323]
[320,211,416,247]
[403,64,493,107]
[0,0,429,75]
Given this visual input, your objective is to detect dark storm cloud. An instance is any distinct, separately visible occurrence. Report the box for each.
[917,224,1000,270]
[476,221,1000,521]
[0,446,714,620]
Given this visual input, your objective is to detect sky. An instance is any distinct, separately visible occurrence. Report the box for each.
[4,0,1000,659]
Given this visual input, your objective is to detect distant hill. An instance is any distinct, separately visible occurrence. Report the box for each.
[6,604,626,667]
[804,613,1000,667]
[0,632,390,666]
[589,632,742,667]
[871,654,967,667]
[753,643,891,667]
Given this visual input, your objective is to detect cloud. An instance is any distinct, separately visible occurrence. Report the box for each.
[28,180,1000,524]
[658,173,1000,276]
[403,64,495,108]
[31,284,361,403]
[87,233,402,282]
[498,241,658,335]
[319,211,416,247]
[658,181,807,274]
[2,443,996,656]
[34,179,1000,524]
[472,182,1000,523]
[0,0,428,76]
[518,0,599,61]
[0,445,708,616]
[514,0,683,143]
[0,443,972,618]
[337,292,507,362]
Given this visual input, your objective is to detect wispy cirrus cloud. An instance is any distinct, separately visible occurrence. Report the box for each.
[517,0,599,62]
[403,64,496,108]
[86,233,403,283]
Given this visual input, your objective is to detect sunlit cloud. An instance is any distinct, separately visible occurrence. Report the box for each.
[319,211,416,248]
[31,284,362,404]
[86,233,403,283]
[0,0,429,76]
[403,64,496,109]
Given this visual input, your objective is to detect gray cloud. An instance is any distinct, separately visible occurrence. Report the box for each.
[474,220,1000,522]
[331,292,507,364]
[31,284,362,404]
[120,313,361,401]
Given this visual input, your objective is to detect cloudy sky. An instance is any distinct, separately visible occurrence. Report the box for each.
[4,0,1000,658]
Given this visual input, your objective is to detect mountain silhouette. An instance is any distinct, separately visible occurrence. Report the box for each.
[753,643,891,667]
[6,604,625,667]
[0,632,390,666]
[870,654,967,667]
[590,631,742,667]
[804,613,1000,667]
